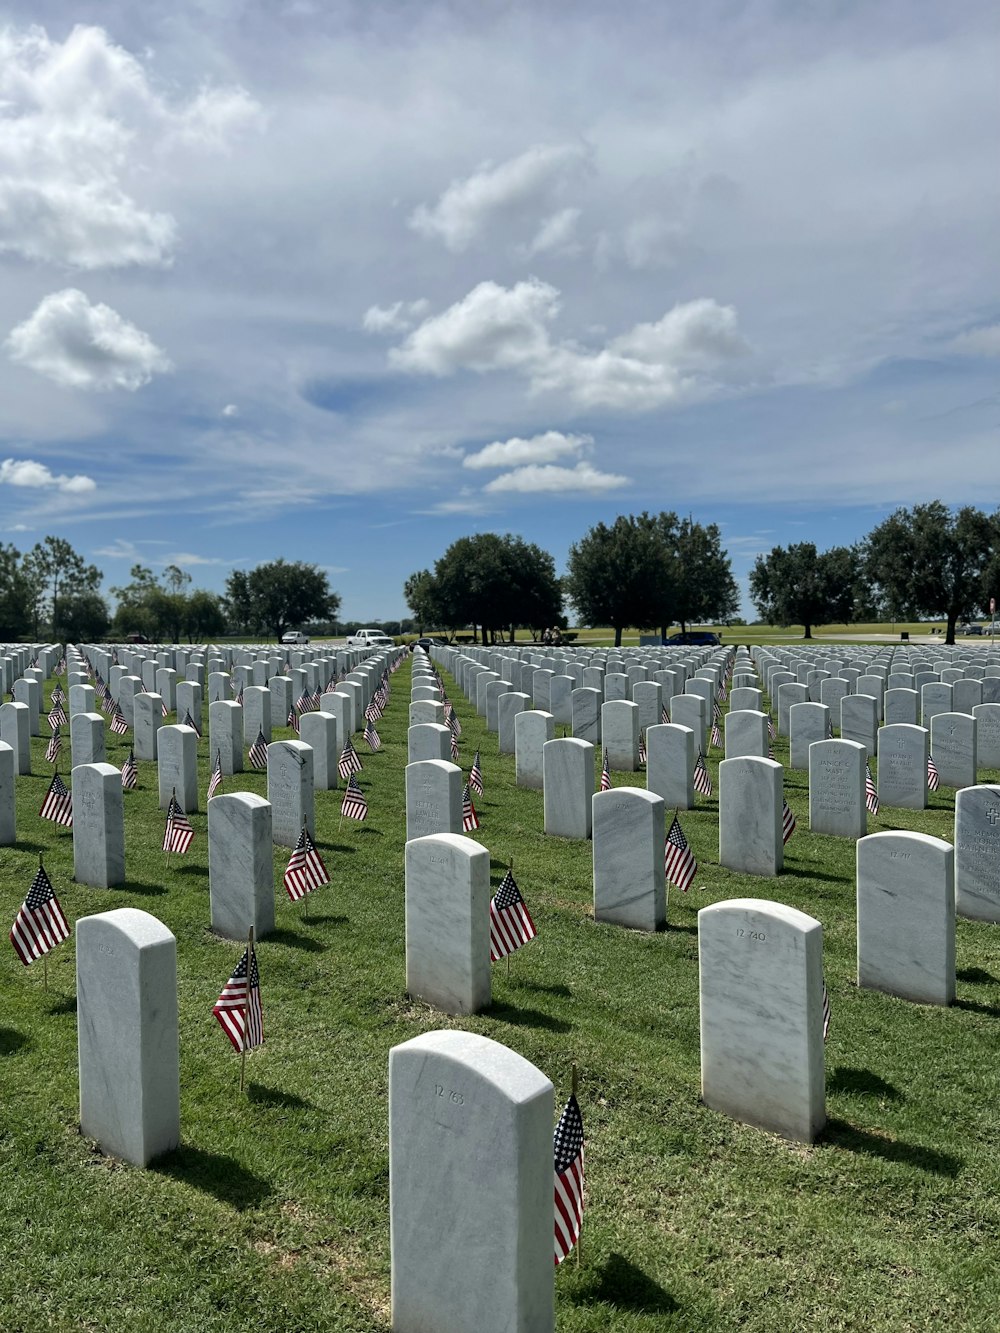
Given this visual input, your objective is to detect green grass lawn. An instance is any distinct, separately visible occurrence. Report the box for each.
[2,660,1000,1331]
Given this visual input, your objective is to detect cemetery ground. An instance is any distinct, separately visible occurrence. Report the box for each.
[3,658,1000,1332]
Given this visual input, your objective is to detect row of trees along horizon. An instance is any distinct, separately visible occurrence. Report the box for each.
[2,502,999,647]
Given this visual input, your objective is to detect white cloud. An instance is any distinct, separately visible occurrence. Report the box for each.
[522,207,582,258]
[362,299,430,335]
[6,289,172,391]
[463,430,592,470]
[0,24,262,268]
[951,324,1000,357]
[0,457,96,493]
[221,403,240,417]
[391,280,752,410]
[483,461,629,494]
[390,278,560,375]
[409,143,586,251]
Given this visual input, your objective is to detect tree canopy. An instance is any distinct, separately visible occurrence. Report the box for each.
[748,542,864,639]
[224,560,340,639]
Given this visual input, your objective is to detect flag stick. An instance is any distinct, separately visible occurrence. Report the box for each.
[240,925,254,1093]
[572,1061,580,1267]
[43,952,48,991]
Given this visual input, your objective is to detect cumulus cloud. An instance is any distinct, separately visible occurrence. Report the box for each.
[463,430,592,470]
[0,457,96,493]
[483,461,629,494]
[362,299,430,335]
[409,143,586,251]
[0,24,262,268]
[390,278,560,375]
[951,324,1000,357]
[522,207,582,258]
[390,280,752,410]
[6,289,172,391]
[221,403,240,417]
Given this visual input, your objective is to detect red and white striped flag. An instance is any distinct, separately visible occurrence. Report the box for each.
[213,947,263,1052]
[39,773,73,827]
[600,749,612,791]
[447,705,462,737]
[338,740,363,781]
[822,979,831,1042]
[10,864,70,967]
[489,869,537,961]
[163,794,194,854]
[928,754,940,792]
[553,1094,584,1265]
[664,813,697,891]
[363,717,381,752]
[469,749,484,796]
[710,722,722,749]
[287,706,300,734]
[341,773,368,821]
[121,749,138,790]
[462,783,479,832]
[110,706,129,736]
[183,708,201,739]
[248,730,268,769]
[638,730,646,764]
[208,751,224,800]
[48,704,67,731]
[865,763,879,815]
[450,730,459,762]
[283,827,329,900]
[44,727,62,765]
[661,705,670,725]
[693,752,713,797]
[782,797,797,844]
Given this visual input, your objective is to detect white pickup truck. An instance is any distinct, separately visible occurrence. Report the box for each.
[347,628,395,649]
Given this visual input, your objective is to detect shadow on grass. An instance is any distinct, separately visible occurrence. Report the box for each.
[669,923,698,935]
[265,927,326,953]
[486,1000,571,1033]
[0,1027,31,1055]
[957,967,998,985]
[298,913,349,927]
[570,1252,678,1315]
[780,865,849,885]
[953,996,1000,1019]
[173,864,209,878]
[247,1082,312,1110]
[12,839,47,854]
[824,1118,962,1177]
[512,979,572,998]
[120,879,168,897]
[48,995,77,1016]
[319,843,356,855]
[154,1145,273,1210]
[828,1067,904,1102]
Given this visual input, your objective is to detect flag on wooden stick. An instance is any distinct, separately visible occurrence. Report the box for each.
[462,783,480,832]
[693,752,713,797]
[338,739,363,781]
[489,869,537,961]
[213,946,263,1052]
[248,730,268,769]
[341,773,368,821]
[664,813,697,891]
[163,793,194,854]
[600,749,612,791]
[782,797,797,844]
[121,749,138,790]
[10,863,70,967]
[283,827,329,900]
[928,754,940,792]
[39,774,73,827]
[865,763,879,815]
[469,749,484,796]
[553,1092,584,1265]
[208,751,224,800]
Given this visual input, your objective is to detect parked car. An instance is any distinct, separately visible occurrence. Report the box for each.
[281,630,310,645]
[347,628,394,649]
[667,631,722,646]
[411,637,444,652]
[125,632,151,644]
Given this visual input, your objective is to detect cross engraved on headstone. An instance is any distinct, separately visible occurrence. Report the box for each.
[987,808,999,825]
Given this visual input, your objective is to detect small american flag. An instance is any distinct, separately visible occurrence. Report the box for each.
[364,717,382,752]
[553,1093,584,1265]
[450,731,459,762]
[661,704,670,725]
[48,704,67,730]
[489,869,536,961]
[928,754,940,792]
[39,774,73,827]
[341,773,368,821]
[469,749,484,796]
[712,700,722,724]
[208,751,224,800]
[110,706,130,736]
[121,749,138,790]
[710,722,722,749]
[283,827,329,900]
[338,740,363,781]
[161,698,169,718]
[447,706,462,737]
[10,864,70,966]
[638,730,646,764]
[600,749,612,791]
[51,684,65,706]
[716,682,728,703]
[183,708,201,739]
[235,684,245,706]
[782,797,797,844]
[44,727,62,765]
[767,714,776,740]
[865,763,879,815]
[287,706,300,734]
[462,783,480,831]
[163,794,194,854]
[822,979,831,1041]
[664,813,697,891]
[248,730,268,769]
[693,752,713,797]
[827,716,835,739]
[768,744,775,760]
[213,947,263,1052]
[295,690,312,715]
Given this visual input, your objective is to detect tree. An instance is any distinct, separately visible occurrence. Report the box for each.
[565,514,673,647]
[749,542,862,638]
[403,569,440,636]
[864,502,995,645]
[225,560,339,639]
[60,590,110,641]
[23,536,103,640]
[424,534,561,643]
[672,516,741,632]
[0,543,31,640]
[183,589,227,642]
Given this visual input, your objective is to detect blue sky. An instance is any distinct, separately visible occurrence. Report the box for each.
[0,2,997,621]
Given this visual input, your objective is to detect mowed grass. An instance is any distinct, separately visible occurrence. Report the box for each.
[2,661,1000,1332]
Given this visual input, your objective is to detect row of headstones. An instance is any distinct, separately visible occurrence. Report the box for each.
[69,891,834,1333]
